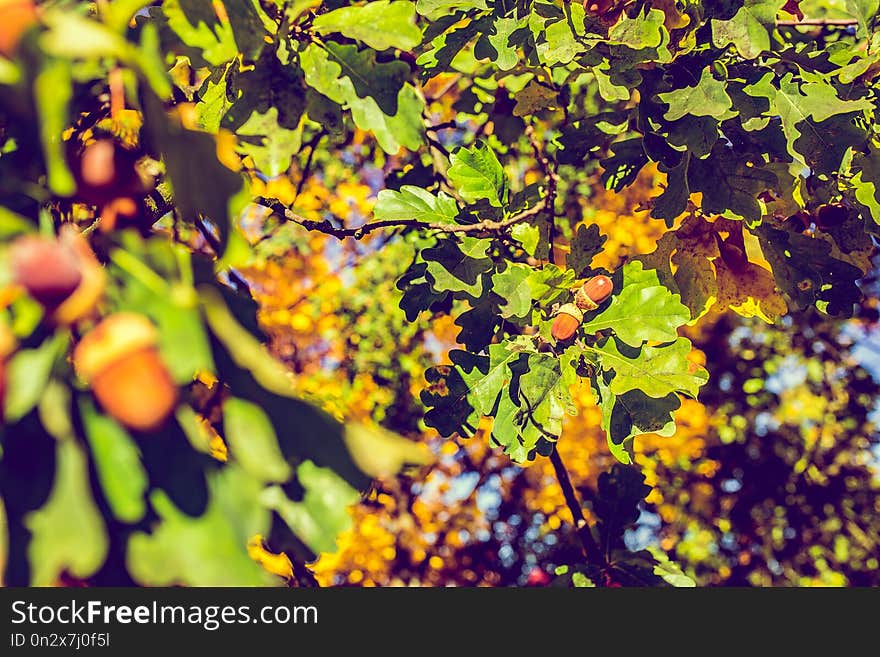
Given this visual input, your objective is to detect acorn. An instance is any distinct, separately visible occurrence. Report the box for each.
[551,303,584,341]
[73,313,178,432]
[9,235,83,308]
[51,226,106,325]
[0,0,39,58]
[72,139,145,207]
[573,275,614,311]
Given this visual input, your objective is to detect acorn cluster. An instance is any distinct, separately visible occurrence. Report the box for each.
[2,132,173,430]
[551,275,614,341]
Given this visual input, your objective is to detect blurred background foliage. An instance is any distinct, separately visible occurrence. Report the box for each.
[241,163,880,586]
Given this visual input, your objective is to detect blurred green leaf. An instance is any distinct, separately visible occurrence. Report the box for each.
[128,465,277,586]
[261,460,359,555]
[26,439,108,585]
[33,59,75,197]
[80,397,148,524]
[4,334,65,423]
[223,397,292,484]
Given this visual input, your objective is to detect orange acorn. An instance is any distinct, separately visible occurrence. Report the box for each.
[0,0,39,58]
[574,275,614,311]
[73,313,178,432]
[551,303,584,341]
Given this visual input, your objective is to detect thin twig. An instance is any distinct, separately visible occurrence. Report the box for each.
[294,130,325,202]
[776,18,859,26]
[255,196,549,240]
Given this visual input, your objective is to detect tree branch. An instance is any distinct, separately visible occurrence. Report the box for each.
[255,196,549,240]
[776,18,859,26]
[550,449,604,565]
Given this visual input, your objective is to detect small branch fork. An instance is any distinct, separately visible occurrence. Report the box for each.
[254,119,562,241]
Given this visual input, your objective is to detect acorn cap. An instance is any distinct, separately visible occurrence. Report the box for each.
[73,312,158,383]
[556,302,584,323]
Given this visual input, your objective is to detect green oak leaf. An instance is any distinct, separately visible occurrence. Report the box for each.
[596,337,708,399]
[313,1,422,52]
[233,108,302,177]
[609,7,666,49]
[711,0,786,60]
[3,334,64,423]
[652,154,690,225]
[845,0,880,37]
[666,115,720,158]
[596,381,680,464]
[688,146,776,223]
[601,138,649,192]
[512,222,541,256]
[417,17,483,79]
[397,262,447,321]
[416,0,488,20]
[423,237,493,298]
[447,143,507,206]
[374,185,459,224]
[536,4,589,66]
[580,261,690,347]
[567,224,607,277]
[162,0,238,65]
[492,263,533,319]
[301,42,408,115]
[658,67,736,122]
[144,93,245,254]
[528,264,578,308]
[744,72,873,167]
[300,43,424,153]
[422,345,518,435]
[793,113,867,175]
[455,297,501,351]
[194,64,234,132]
[511,350,576,454]
[756,222,862,317]
[851,144,880,223]
[476,16,525,71]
